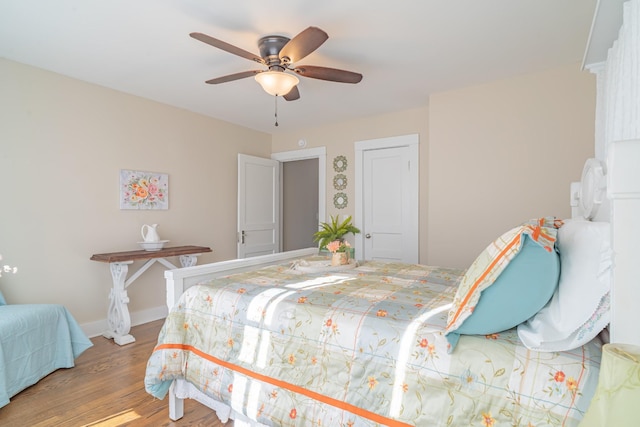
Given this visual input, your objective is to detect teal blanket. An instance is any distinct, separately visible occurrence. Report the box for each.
[0,304,93,407]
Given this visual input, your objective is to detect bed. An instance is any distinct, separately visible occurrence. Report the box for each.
[145,3,640,425]
[0,298,93,408]
[145,240,605,426]
[145,188,617,425]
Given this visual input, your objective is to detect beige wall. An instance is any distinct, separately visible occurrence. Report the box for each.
[272,106,430,257]
[428,63,595,268]
[0,58,596,333]
[273,63,595,268]
[0,59,271,330]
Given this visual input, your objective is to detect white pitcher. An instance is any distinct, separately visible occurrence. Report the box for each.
[141,224,160,242]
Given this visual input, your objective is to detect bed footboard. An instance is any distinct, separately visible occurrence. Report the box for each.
[163,247,318,310]
[163,247,318,420]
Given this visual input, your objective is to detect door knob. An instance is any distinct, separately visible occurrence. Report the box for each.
[365,233,371,239]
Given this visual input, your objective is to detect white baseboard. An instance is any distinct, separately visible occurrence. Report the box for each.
[81,305,168,338]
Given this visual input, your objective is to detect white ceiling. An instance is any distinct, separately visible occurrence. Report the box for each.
[0,0,597,134]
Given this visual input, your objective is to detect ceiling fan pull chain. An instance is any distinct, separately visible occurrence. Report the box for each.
[274,95,279,127]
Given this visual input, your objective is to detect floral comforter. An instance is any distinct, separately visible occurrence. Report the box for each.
[145,260,602,426]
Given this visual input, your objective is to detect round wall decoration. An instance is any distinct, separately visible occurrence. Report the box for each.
[333,155,347,172]
[578,158,606,220]
[334,192,348,209]
[333,174,347,190]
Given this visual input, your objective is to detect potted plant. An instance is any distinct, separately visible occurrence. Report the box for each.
[314,215,360,257]
[326,240,352,266]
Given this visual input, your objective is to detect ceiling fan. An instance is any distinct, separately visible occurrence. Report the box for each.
[190,26,363,101]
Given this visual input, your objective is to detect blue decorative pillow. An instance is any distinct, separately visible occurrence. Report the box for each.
[0,290,6,306]
[446,233,560,349]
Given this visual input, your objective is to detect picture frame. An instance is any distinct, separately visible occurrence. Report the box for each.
[333,155,347,172]
[334,192,348,209]
[119,169,169,210]
[333,174,347,190]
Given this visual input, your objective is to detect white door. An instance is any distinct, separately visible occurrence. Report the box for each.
[356,135,419,263]
[238,154,280,258]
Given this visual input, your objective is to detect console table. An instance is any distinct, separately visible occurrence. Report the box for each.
[91,245,212,345]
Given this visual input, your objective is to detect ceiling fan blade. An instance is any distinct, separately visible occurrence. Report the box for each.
[279,27,328,64]
[283,85,300,101]
[205,70,262,84]
[190,32,265,64]
[293,65,363,84]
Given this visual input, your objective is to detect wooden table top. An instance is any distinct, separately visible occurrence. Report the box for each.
[90,245,212,263]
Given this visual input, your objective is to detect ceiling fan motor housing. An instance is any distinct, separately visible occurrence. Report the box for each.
[258,35,291,69]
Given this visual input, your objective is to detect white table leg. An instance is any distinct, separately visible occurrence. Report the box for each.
[102,253,203,346]
[179,254,201,267]
[103,261,136,345]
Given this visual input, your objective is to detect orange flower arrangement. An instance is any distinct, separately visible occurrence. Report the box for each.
[326,239,351,253]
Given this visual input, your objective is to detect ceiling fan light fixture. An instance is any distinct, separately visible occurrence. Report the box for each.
[255,71,299,96]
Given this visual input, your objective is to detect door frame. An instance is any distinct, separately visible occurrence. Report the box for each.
[271,147,326,252]
[355,134,419,261]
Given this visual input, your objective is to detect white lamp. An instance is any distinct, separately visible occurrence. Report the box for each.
[255,71,299,96]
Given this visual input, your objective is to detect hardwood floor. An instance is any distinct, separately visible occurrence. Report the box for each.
[0,320,233,427]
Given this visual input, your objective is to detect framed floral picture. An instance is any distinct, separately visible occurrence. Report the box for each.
[119,169,169,210]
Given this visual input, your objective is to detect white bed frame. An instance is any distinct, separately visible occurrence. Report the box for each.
[163,247,318,421]
[161,1,640,422]
[164,247,318,311]
[584,0,640,348]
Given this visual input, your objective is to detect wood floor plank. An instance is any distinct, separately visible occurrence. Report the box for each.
[0,320,232,427]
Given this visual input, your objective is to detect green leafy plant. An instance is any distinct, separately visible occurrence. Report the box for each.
[313,215,361,249]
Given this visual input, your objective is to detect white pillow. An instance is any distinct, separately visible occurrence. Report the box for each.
[517,219,612,351]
